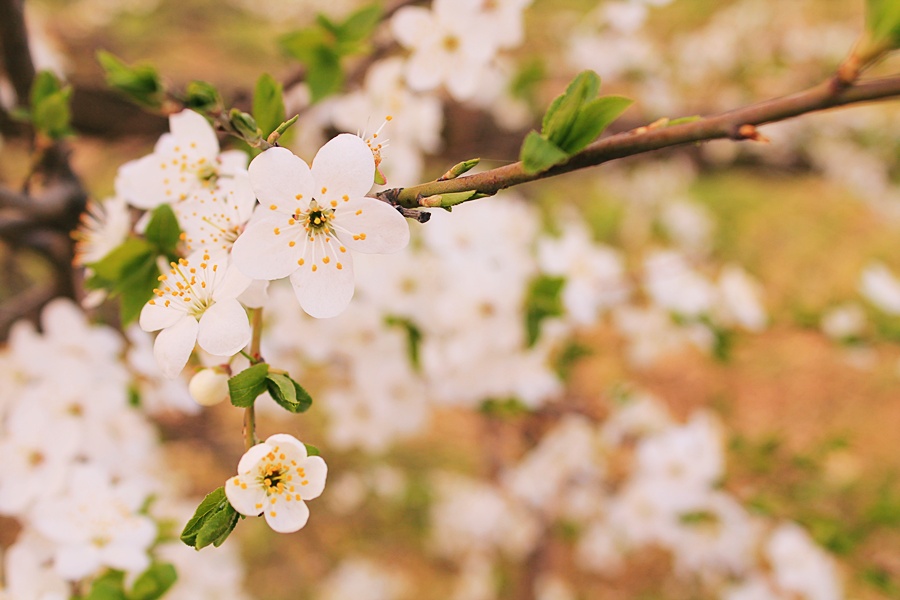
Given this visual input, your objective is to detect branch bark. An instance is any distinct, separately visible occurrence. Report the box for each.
[0,0,35,105]
[379,75,900,209]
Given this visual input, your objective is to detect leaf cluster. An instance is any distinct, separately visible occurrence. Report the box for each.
[180,487,241,550]
[13,70,73,140]
[279,4,382,102]
[85,204,181,325]
[519,71,632,174]
[77,563,177,600]
[228,362,313,414]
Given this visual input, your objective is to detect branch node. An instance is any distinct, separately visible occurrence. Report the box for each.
[397,206,431,223]
[735,124,770,143]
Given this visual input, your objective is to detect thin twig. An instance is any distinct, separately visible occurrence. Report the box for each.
[379,75,900,209]
[0,0,35,105]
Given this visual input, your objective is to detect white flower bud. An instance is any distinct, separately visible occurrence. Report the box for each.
[189,368,230,407]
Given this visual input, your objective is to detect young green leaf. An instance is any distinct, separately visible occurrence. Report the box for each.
[867,0,900,49]
[144,204,181,259]
[253,74,286,138]
[265,372,313,413]
[129,563,178,600]
[180,487,241,550]
[304,443,321,456]
[384,315,423,371]
[520,131,569,175]
[116,255,162,326]
[560,95,632,153]
[524,275,566,346]
[306,46,344,103]
[30,70,62,107]
[31,88,72,139]
[96,51,164,109]
[228,363,270,408]
[542,70,601,145]
[85,237,155,287]
[184,80,222,113]
[83,570,127,600]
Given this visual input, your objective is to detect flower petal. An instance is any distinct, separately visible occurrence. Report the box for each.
[153,315,199,378]
[265,433,309,459]
[248,147,315,213]
[197,299,250,356]
[139,300,183,332]
[289,251,355,318]
[390,6,431,49]
[231,215,305,281]
[264,497,310,533]
[310,134,375,202]
[298,456,327,501]
[237,442,274,473]
[333,197,410,254]
[169,109,219,159]
[225,474,266,516]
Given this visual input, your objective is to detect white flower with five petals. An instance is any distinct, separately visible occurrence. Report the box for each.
[139,250,251,378]
[225,434,327,533]
[231,134,410,318]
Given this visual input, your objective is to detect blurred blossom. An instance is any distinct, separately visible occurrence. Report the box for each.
[820,303,866,340]
[859,262,900,315]
[715,266,767,332]
[765,522,843,600]
[317,558,408,600]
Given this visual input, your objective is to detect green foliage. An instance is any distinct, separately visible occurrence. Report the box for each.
[29,70,72,139]
[520,70,633,174]
[279,4,382,103]
[304,443,321,456]
[143,204,181,261]
[228,362,270,407]
[228,109,262,145]
[867,0,900,50]
[265,372,313,413]
[524,274,566,346]
[252,74,286,138]
[85,205,183,325]
[479,397,530,417]
[82,570,127,600]
[97,51,165,109]
[183,80,222,113]
[181,487,241,549]
[129,563,178,600]
[554,340,592,381]
[385,315,423,371]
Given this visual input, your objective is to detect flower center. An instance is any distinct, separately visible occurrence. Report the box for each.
[262,461,291,496]
[300,200,335,237]
[149,253,219,317]
[197,163,219,186]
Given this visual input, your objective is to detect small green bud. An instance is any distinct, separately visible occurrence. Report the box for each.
[229,109,262,144]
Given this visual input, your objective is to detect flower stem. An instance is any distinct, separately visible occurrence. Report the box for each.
[243,308,264,450]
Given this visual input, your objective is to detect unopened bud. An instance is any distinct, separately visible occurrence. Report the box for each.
[189,367,230,407]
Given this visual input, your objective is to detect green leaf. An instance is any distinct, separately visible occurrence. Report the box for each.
[30,70,62,107]
[32,88,72,139]
[184,80,222,112]
[559,95,632,153]
[265,372,313,413]
[304,443,320,456]
[334,4,382,46]
[867,0,900,48]
[306,46,344,103]
[479,397,530,417]
[384,315,423,371]
[96,51,164,109]
[84,570,127,600]
[524,275,566,346]
[520,131,569,175]
[229,109,262,144]
[228,363,269,408]
[279,28,331,63]
[117,255,161,326]
[180,487,241,550]
[542,70,601,145]
[85,237,155,288]
[144,204,181,259]
[129,563,177,600]
[253,74,286,138]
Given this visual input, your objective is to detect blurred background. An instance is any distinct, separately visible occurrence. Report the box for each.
[2,0,900,598]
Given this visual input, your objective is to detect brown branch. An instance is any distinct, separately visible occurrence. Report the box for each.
[380,75,900,209]
[0,0,35,105]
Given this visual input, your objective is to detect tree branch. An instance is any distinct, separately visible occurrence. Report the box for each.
[379,75,900,209]
[0,0,35,105]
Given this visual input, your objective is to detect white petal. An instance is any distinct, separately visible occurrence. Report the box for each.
[153,316,199,378]
[289,250,355,318]
[334,197,410,254]
[248,147,315,213]
[211,262,252,301]
[390,7,432,49]
[237,442,274,473]
[115,154,171,210]
[54,545,101,580]
[231,216,305,281]
[298,456,327,500]
[237,279,269,309]
[139,300,183,332]
[264,497,310,533]
[218,149,250,175]
[169,109,219,159]
[310,134,375,202]
[197,299,250,356]
[265,433,309,458]
[405,51,445,92]
[225,474,266,516]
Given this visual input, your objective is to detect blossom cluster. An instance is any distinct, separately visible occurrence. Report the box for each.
[0,299,251,597]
